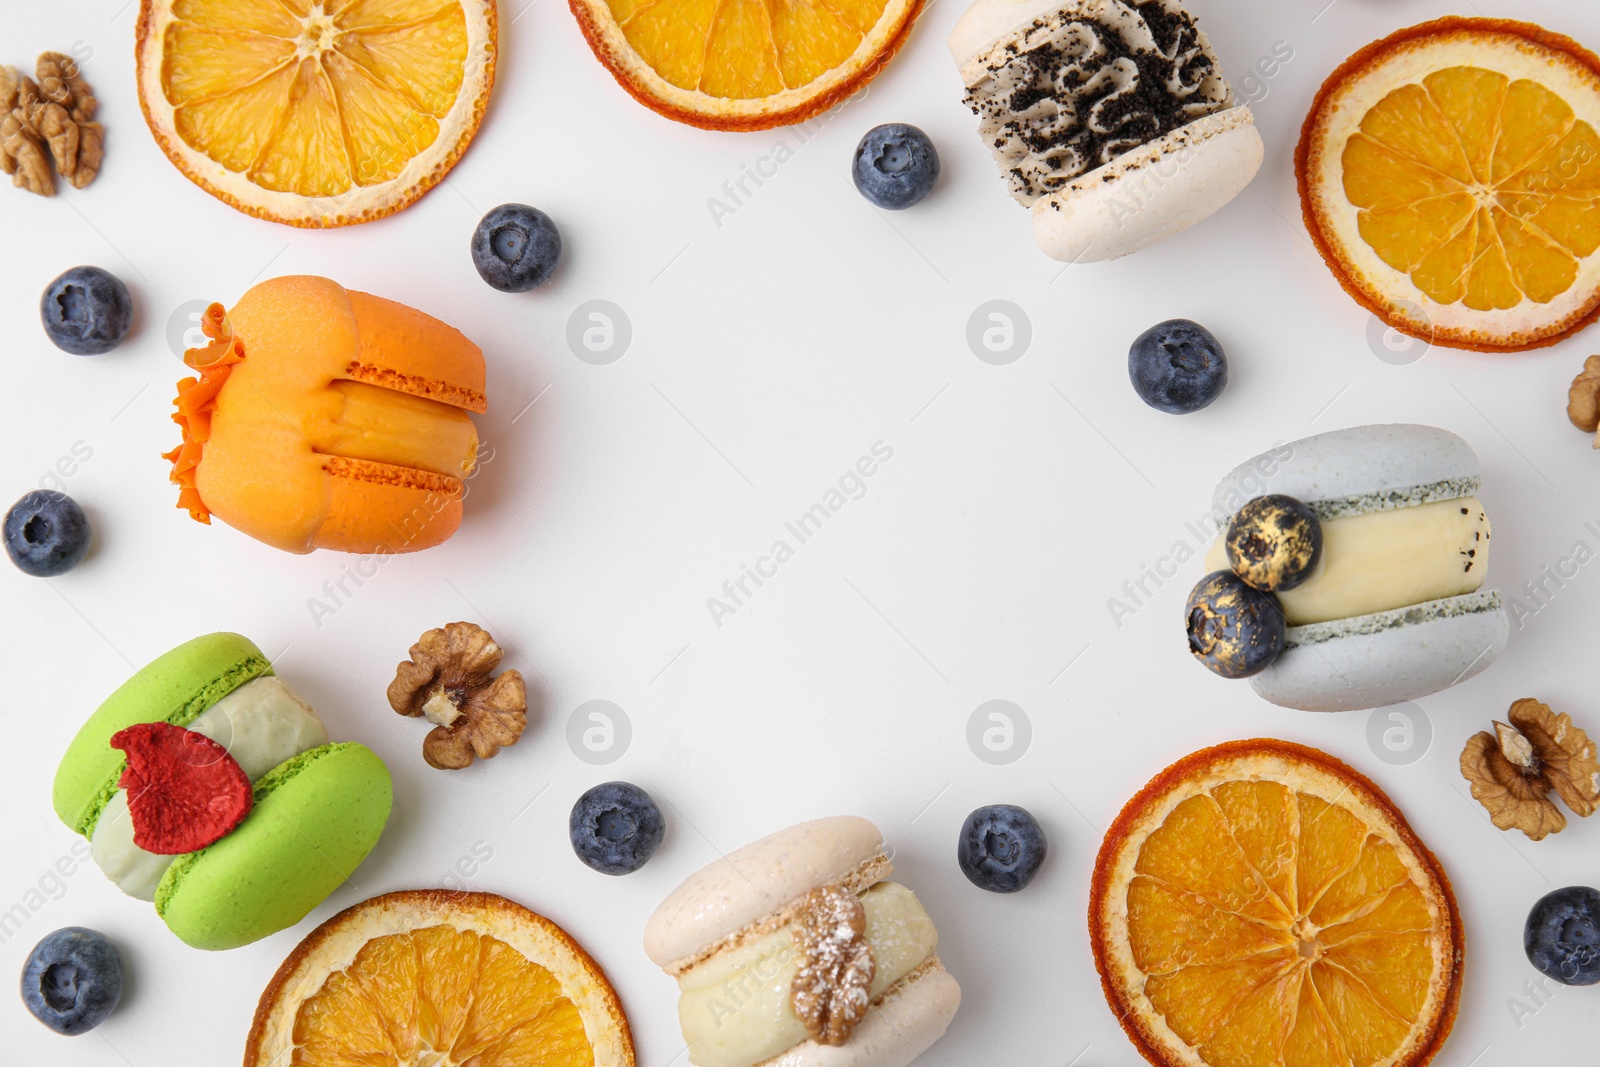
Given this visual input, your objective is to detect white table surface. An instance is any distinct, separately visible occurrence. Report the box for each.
[4,0,1599,1062]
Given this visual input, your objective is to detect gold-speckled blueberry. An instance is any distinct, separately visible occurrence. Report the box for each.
[1185,571,1286,679]
[1225,495,1322,592]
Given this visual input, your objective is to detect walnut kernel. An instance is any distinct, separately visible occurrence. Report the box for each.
[388,622,527,770]
[1568,354,1600,439]
[1461,699,1600,840]
[790,885,875,1046]
[35,52,102,189]
[1,67,53,196]
[0,53,103,197]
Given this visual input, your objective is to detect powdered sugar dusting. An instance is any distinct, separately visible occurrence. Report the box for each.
[790,884,875,1046]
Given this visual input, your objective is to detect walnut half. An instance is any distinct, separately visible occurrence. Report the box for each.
[1,66,54,196]
[35,52,103,190]
[0,53,103,197]
[387,622,527,770]
[1568,355,1600,442]
[1461,699,1600,840]
[790,885,876,1046]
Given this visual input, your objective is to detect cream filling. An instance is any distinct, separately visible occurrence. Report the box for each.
[90,676,328,900]
[676,882,939,1067]
[1205,497,1490,626]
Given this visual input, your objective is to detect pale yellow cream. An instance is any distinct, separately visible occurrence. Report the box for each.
[676,881,938,1067]
[1205,497,1489,626]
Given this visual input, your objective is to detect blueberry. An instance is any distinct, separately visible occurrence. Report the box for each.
[41,267,133,355]
[5,491,91,577]
[471,204,562,292]
[20,927,123,1035]
[1129,318,1228,414]
[1526,886,1600,985]
[1226,495,1323,593]
[957,804,1047,893]
[570,781,664,875]
[1185,570,1286,679]
[852,124,940,210]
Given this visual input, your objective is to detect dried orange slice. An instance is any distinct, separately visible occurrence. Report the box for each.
[245,890,634,1067]
[569,0,922,130]
[136,0,496,227]
[1090,740,1462,1067]
[1298,17,1600,351]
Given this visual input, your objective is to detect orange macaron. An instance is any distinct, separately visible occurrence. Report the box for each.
[165,276,487,555]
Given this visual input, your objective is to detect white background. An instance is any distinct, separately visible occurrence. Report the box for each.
[3,0,1599,1063]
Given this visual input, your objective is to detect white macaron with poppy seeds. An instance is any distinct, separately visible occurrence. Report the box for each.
[950,0,1263,262]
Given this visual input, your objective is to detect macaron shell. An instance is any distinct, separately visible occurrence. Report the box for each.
[1031,110,1263,263]
[53,632,271,837]
[948,0,1115,69]
[645,816,885,969]
[1212,424,1480,519]
[156,742,392,951]
[762,964,961,1067]
[315,458,465,554]
[346,290,487,413]
[1250,590,1511,712]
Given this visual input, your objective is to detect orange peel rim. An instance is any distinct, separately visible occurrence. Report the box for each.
[134,1,499,229]
[242,889,637,1067]
[1293,15,1600,354]
[566,0,926,132]
[1087,737,1464,1067]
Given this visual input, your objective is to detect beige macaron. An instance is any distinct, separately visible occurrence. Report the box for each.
[644,816,960,1067]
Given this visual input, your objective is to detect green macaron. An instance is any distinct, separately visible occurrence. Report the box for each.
[53,632,271,838]
[155,742,393,951]
[54,633,394,950]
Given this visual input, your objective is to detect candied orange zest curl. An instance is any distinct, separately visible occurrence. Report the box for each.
[164,303,243,524]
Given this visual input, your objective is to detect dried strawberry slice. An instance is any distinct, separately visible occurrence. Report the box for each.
[109,722,252,855]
